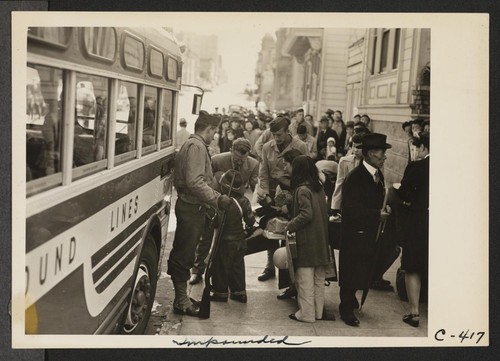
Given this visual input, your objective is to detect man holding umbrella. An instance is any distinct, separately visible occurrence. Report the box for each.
[338,133,392,326]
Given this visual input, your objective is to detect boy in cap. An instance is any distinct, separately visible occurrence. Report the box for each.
[167,110,233,317]
[210,170,256,303]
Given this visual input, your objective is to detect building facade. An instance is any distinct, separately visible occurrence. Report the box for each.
[347,28,431,183]
[262,27,430,184]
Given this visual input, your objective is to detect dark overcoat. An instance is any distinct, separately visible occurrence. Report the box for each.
[397,156,429,275]
[287,184,331,268]
[339,163,385,289]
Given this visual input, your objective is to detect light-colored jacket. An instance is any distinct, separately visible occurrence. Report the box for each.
[331,154,360,209]
[258,136,309,196]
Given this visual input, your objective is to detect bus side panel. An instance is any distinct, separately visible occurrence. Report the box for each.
[26,266,98,334]
[157,155,175,276]
[26,156,173,334]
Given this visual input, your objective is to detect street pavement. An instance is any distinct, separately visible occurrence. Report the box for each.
[146,191,427,337]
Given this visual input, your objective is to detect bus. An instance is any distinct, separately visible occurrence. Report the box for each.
[24,27,184,334]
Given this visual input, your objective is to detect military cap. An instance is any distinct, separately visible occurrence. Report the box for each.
[269,116,289,132]
[195,110,220,128]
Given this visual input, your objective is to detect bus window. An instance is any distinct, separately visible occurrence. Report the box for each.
[73,73,109,177]
[28,27,72,48]
[115,81,138,163]
[149,47,164,78]
[142,86,158,154]
[26,64,63,183]
[82,27,117,62]
[160,89,173,147]
[123,34,145,71]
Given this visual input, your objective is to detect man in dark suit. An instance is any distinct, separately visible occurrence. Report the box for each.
[316,116,338,160]
[339,133,392,326]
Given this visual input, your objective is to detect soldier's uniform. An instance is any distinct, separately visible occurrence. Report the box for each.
[167,111,224,315]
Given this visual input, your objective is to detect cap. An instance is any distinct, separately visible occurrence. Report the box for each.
[179,118,187,125]
[232,138,251,154]
[358,133,392,150]
[326,109,335,115]
[320,116,330,123]
[345,121,355,129]
[269,116,289,132]
[195,110,220,128]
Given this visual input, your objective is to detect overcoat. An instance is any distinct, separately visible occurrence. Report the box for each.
[339,163,385,289]
[287,184,331,268]
[397,156,429,275]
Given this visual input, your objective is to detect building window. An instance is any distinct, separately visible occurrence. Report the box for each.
[393,29,401,70]
[370,28,401,75]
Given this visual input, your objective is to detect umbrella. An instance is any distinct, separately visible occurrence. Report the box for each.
[360,187,389,311]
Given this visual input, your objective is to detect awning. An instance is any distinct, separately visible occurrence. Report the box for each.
[281,28,323,58]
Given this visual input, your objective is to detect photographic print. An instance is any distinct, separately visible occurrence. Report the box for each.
[11,12,488,348]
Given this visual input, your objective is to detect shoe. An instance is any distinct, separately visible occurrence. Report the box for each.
[379,278,391,286]
[257,269,275,281]
[370,279,394,291]
[210,294,228,302]
[403,313,420,327]
[230,294,248,303]
[189,297,201,307]
[340,313,360,327]
[277,287,297,300]
[289,313,299,321]
[173,303,200,317]
[189,273,203,285]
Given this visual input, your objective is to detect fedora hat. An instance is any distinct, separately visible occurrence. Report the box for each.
[358,133,392,150]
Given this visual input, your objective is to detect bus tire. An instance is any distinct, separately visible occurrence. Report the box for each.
[121,235,158,334]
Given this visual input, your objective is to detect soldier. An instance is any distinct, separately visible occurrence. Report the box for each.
[189,138,259,285]
[256,116,308,300]
[167,111,232,317]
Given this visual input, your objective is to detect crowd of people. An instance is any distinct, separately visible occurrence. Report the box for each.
[170,107,430,328]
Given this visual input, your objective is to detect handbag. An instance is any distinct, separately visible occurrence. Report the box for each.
[325,245,338,282]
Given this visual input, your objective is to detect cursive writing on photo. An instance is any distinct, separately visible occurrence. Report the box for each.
[172,335,311,347]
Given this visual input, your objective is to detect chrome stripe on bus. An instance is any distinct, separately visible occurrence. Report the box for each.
[95,244,141,294]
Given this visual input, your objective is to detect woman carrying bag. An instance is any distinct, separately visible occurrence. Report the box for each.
[286,155,333,323]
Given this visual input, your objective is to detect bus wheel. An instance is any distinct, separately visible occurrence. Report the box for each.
[122,236,158,334]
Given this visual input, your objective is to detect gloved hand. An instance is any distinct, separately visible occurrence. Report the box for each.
[217,194,232,211]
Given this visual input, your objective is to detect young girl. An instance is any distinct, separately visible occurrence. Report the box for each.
[286,155,331,322]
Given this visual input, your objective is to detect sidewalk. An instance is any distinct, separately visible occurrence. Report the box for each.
[147,192,427,337]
